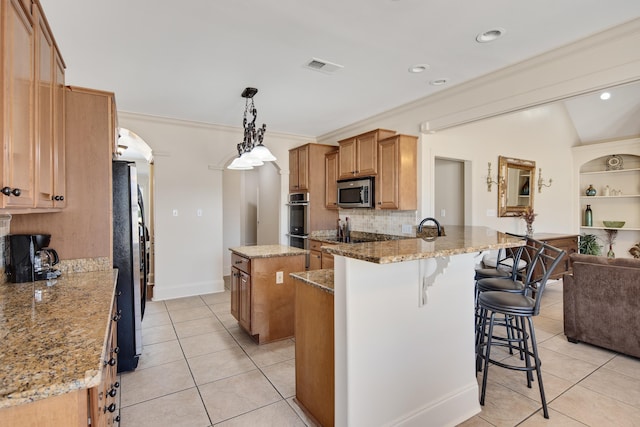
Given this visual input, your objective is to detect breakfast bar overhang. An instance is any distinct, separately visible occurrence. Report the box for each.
[323,226,523,427]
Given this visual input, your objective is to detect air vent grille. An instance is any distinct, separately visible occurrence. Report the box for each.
[303,58,344,74]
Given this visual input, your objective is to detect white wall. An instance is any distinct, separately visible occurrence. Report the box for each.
[434,158,464,226]
[118,112,310,300]
[257,162,281,245]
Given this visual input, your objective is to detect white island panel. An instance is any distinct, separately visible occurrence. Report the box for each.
[334,252,481,427]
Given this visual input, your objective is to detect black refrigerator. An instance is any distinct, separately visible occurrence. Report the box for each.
[113,160,145,372]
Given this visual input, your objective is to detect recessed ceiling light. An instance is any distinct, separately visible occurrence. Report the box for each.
[600,92,611,100]
[429,78,448,86]
[476,28,506,43]
[408,64,429,73]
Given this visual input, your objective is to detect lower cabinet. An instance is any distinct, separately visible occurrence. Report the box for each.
[309,239,335,270]
[230,251,305,344]
[0,295,119,427]
[294,280,334,427]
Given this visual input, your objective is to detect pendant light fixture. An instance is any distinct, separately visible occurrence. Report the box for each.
[227,87,276,170]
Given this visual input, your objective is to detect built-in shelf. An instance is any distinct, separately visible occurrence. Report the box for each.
[580,226,640,231]
[581,195,640,199]
[580,167,640,175]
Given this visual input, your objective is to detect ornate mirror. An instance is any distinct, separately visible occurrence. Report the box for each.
[498,156,536,217]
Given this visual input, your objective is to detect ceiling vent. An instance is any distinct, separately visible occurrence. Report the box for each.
[304,58,344,74]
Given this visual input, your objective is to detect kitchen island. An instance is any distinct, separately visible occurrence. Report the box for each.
[229,245,307,344]
[301,226,523,427]
[0,269,118,426]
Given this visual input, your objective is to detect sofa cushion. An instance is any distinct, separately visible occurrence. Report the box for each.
[569,253,640,269]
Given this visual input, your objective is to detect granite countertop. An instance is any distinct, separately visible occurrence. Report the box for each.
[229,245,308,259]
[0,269,117,408]
[323,226,524,264]
[290,269,334,294]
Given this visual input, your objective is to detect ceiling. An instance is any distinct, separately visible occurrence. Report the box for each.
[40,0,640,139]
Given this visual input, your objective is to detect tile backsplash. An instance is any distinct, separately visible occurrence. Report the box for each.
[339,209,417,236]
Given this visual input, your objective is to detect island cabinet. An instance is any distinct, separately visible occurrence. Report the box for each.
[337,128,396,179]
[1,0,66,211]
[292,270,335,427]
[376,134,417,210]
[309,239,336,270]
[229,245,306,344]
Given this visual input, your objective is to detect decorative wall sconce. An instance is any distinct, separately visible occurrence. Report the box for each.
[537,168,553,192]
[485,162,501,192]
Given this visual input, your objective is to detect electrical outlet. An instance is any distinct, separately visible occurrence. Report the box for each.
[402,224,412,234]
[197,209,202,217]
[172,209,178,217]
[440,209,446,217]
[276,271,284,284]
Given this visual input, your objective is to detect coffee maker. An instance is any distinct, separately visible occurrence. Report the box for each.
[6,234,61,283]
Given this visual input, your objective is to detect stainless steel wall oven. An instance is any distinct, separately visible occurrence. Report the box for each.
[287,192,309,267]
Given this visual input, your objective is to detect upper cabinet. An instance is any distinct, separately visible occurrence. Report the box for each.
[376,134,417,210]
[325,151,338,209]
[289,144,309,192]
[1,0,66,212]
[1,0,36,208]
[338,129,395,179]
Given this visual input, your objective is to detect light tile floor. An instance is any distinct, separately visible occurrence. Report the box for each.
[118,280,640,426]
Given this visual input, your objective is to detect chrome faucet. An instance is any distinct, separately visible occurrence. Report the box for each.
[417,217,442,236]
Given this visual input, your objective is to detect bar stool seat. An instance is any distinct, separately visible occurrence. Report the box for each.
[475,239,565,420]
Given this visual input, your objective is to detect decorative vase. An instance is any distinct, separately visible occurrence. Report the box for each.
[607,244,615,259]
[584,205,593,227]
[526,223,534,237]
[585,184,597,196]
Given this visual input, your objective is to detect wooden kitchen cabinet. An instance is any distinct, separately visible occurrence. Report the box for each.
[325,150,339,209]
[289,144,309,192]
[34,2,66,208]
[376,134,417,210]
[321,251,334,269]
[1,0,36,208]
[229,249,305,344]
[1,0,66,211]
[310,239,335,270]
[338,129,395,179]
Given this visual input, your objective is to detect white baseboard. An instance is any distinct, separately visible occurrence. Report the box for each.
[151,278,225,301]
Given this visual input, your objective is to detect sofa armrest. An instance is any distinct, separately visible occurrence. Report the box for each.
[562,273,578,341]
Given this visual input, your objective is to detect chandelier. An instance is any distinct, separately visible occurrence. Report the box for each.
[227,87,276,170]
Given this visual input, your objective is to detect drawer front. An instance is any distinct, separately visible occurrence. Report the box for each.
[309,240,322,252]
[231,253,251,274]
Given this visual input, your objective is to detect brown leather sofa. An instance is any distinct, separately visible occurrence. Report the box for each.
[563,253,640,359]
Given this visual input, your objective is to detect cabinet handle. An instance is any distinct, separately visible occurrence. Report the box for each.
[1,187,10,196]
[11,188,20,197]
[113,346,120,354]
[113,381,120,389]
[114,415,121,423]
[108,388,118,397]
[105,357,116,366]
[106,403,117,413]
[53,195,64,201]
[234,260,243,264]
[1,187,20,196]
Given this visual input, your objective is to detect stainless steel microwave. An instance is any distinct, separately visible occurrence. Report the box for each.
[337,177,374,208]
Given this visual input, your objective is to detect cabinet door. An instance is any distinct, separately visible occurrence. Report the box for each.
[338,138,357,179]
[376,137,399,209]
[230,267,240,321]
[296,145,309,191]
[356,132,378,176]
[34,5,55,208]
[52,49,65,207]
[289,149,300,191]
[309,250,322,270]
[239,271,251,332]
[325,151,338,209]
[2,0,35,208]
[321,252,334,269]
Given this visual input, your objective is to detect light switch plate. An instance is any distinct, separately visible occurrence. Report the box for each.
[276,271,284,284]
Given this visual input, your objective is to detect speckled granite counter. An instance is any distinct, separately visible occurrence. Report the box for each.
[290,269,334,294]
[0,269,117,408]
[323,225,523,264]
[229,244,308,259]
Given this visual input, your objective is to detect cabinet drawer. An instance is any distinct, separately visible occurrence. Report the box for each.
[309,240,323,252]
[231,253,251,274]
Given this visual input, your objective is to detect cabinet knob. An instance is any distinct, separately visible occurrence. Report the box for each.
[105,357,116,366]
[234,260,243,264]
[106,403,117,413]
[113,346,120,354]
[11,188,21,197]
[108,388,118,397]
[113,381,120,389]
[377,201,381,205]
[53,195,64,201]
[1,187,10,196]
[114,415,121,423]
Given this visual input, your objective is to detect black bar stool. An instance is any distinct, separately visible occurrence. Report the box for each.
[475,239,565,419]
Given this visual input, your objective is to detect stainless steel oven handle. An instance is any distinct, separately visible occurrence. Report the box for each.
[286,202,309,206]
[286,234,308,239]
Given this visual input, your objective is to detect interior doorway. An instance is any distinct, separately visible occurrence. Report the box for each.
[434,158,466,226]
[118,128,155,300]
